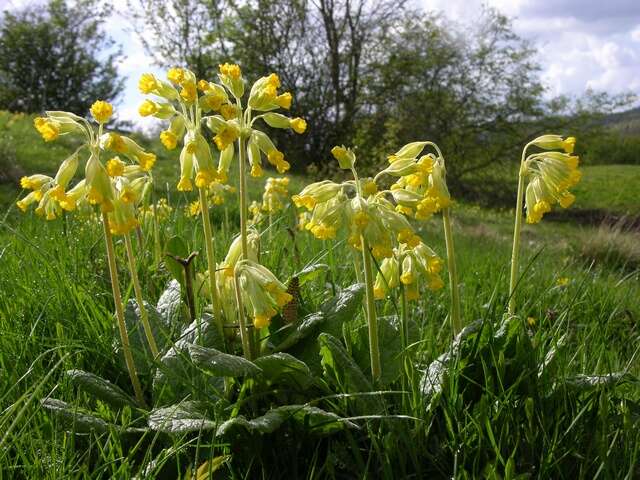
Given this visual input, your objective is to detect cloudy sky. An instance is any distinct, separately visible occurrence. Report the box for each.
[2,0,639,124]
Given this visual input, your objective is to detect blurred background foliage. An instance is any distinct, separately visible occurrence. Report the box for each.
[1,0,638,204]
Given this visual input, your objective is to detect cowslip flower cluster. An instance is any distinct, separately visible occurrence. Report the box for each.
[373,242,444,301]
[522,136,580,223]
[375,142,451,221]
[198,229,292,329]
[138,65,306,189]
[249,177,290,225]
[138,197,173,224]
[294,147,430,261]
[186,183,236,217]
[18,102,155,235]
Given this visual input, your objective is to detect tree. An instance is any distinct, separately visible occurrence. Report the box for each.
[0,0,123,114]
[128,0,230,80]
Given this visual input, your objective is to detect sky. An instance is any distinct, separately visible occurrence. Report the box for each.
[2,0,639,125]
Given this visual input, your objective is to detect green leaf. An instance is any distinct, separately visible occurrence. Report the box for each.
[216,405,355,440]
[164,235,190,287]
[65,369,136,408]
[319,333,372,394]
[120,299,169,375]
[157,279,182,327]
[420,320,483,397]
[41,398,109,433]
[253,353,314,389]
[294,263,329,286]
[351,316,404,386]
[148,401,216,434]
[188,344,262,377]
[564,372,636,392]
[153,319,226,406]
[276,283,364,353]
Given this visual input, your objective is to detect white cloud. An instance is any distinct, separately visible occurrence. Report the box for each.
[421,0,640,102]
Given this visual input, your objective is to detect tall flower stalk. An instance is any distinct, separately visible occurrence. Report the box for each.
[138,66,304,349]
[508,135,580,314]
[103,215,145,405]
[20,101,158,403]
[124,232,159,358]
[293,146,444,381]
[375,141,460,334]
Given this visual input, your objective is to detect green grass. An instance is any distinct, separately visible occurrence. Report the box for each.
[1,112,639,477]
[572,165,640,215]
[1,190,639,477]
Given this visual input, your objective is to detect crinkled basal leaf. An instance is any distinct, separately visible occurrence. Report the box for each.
[148,401,216,433]
[217,405,355,439]
[351,316,404,386]
[65,369,136,408]
[152,320,226,406]
[420,320,483,397]
[120,299,168,375]
[157,279,182,327]
[276,283,364,352]
[253,353,313,389]
[42,398,109,433]
[188,344,262,377]
[563,372,635,392]
[294,263,329,286]
[318,334,382,415]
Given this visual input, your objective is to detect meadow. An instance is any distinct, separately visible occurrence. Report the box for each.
[0,87,639,480]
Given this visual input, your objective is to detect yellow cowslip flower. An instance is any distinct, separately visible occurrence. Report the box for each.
[213,124,240,151]
[220,104,238,120]
[187,200,201,217]
[290,117,307,134]
[90,100,113,124]
[362,178,378,197]
[34,117,59,142]
[106,157,125,177]
[557,277,570,287]
[218,63,244,98]
[331,145,356,170]
[180,82,197,103]
[16,191,40,212]
[195,169,217,188]
[138,99,158,117]
[167,67,185,84]
[263,150,287,173]
[373,256,399,300]
[523,142,581,224]
[160,130,178,150]
[20,174,51,191]
[58,180,88,211]
[108,198,138,235]
[101,133,156,171]
[275,92,292,109]
[236,259,292,329]
[177,177,192,192]
[219,63,241,80]
[139,73,160,93]
[292,181,342,210]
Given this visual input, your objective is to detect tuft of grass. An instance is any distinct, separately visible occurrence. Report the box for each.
[581,218,640,271]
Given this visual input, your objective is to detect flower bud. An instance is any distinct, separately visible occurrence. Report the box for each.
[331,145,356,170]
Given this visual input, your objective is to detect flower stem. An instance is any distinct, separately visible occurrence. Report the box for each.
[442,207,462,334]
[237,101,249,260]
[508,162,527,315]
[124,233,159,358]
[361,236,381,383]
[198,188,223,334]
[101,213,145,406]
[233,269,252,360]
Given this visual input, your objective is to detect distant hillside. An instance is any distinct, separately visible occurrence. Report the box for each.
[602,106,640,136]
